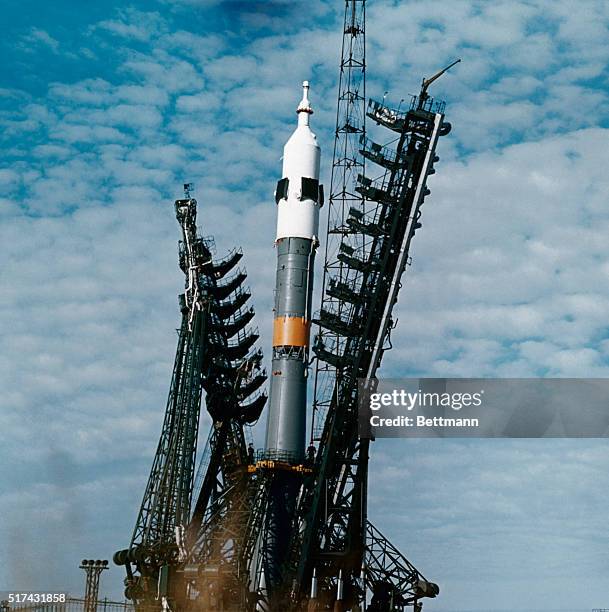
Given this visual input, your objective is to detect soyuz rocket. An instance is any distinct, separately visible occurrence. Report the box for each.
[264,81,322,463]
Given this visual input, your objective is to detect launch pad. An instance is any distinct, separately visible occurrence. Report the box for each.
[108,2,456,609]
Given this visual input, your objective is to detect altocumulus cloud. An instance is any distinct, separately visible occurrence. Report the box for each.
[1,1,609,609]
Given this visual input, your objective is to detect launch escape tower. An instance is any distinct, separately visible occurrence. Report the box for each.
[113,2,457,610]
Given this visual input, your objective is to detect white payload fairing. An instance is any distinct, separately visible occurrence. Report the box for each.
[275,82,321,242]
[264,81,322,462]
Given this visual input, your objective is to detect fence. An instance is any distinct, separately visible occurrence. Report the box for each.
[1,598,137,612]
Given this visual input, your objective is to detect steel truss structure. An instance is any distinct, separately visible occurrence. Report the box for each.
[114,188,267,609]
[80,560,109,612]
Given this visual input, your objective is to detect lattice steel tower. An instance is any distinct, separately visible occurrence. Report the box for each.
[80,559,108,612]
[312,0,366,441]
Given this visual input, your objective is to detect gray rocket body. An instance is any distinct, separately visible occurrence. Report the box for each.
[265,237,315,462]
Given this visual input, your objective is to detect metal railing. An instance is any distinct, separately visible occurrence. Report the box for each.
[409,93,446,114]
[255,448,299,464]
[359,135,408,167]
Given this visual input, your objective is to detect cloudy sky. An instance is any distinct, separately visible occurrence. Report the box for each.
[1,0,609,610]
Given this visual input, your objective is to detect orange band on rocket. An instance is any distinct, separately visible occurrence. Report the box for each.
[272,316,310,347]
